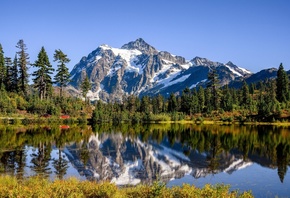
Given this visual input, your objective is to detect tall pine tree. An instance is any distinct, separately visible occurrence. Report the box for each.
[16,39,29,96]
[241,80,251,109]
[81,75,91,101]
[11,55,18,92]
[197,86,205,113]
[53,49,71,97]
[168,93,177,112]
[220,85,233,112]
[4,57,12,91]
[0,44,5,90]
[207,68,220,110]
[32,47,54,100]
[276,63,289,103]
[181,87,193,114]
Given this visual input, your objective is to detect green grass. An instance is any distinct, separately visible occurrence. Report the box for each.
[0,175,253,198]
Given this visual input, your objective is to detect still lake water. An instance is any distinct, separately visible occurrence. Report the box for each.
[0,123,290,197]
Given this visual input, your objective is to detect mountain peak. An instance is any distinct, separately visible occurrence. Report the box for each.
[225,61,252,75]
[191,56,217,67]
[121,38,157,54]
[226,61,237,67]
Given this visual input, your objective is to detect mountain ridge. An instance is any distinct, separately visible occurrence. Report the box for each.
[68,38,276,102]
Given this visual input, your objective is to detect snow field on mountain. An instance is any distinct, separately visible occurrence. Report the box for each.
[100,45,143,75]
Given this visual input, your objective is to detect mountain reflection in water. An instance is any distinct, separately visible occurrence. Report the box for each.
[0,124,290,197]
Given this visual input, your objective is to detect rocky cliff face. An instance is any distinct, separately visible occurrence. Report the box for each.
[69,38,252,102]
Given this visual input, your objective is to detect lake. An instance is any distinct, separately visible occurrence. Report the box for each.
[0,123,290,197]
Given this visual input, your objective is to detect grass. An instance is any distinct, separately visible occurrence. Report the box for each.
[0,175,253,198]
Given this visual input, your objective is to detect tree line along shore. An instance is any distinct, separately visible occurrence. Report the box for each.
[1,40,290,124]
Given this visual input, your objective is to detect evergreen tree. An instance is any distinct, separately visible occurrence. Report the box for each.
[156,94,164,113]
[267,80,280,114]
[0,44,5,89]
[53,49,71,97]
[204,87,212,113]
[249,83,255,95]
[276,63,289,103]
[152,96,159,114]
[140,95,151,113]
[140,95,152,121]
[168,93,177,112]
[258,81,265,92]
[207,68,220,110]
[181,87,193,114]
[16,39,29,96]
[32,47,54,100]
[220,85,233,111]
[231,88,239,107]
[258,89,271,117]
[11,55,18,92]
[127,95,137,113]
[4,57,12,91]
[191,89,199,114]
[197,86,205,113]
[241,80,251,109]
[81,76,91,101]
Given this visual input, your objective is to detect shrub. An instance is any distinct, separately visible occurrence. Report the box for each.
[150,114,171,122]
[0,176,253,198]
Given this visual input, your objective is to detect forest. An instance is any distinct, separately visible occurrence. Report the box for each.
[1,40,290,124]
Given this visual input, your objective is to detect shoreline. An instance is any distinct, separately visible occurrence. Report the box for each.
[2,116,290,126]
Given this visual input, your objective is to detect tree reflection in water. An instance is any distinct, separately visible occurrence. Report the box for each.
[0,124,289,183]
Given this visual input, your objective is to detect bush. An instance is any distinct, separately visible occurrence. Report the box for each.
[0,176,253,198]
[150,114,171,122]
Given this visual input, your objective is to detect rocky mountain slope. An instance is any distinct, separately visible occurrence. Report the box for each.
[69,38,253,102]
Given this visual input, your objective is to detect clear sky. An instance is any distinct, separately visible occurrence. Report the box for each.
[1,0,290,73]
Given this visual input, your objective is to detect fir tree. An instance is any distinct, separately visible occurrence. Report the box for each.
[127,95,137,113]
[140,95,151,113]
[181,87,193,114]
[220,85,233,112]
[191,89,199,114]
[197,86,205,113]
[268,80,280,114]
[53,49,71,97]
[204,87,212,113]
[168,93,177,112]
[32,47,54,100]
[207,68,220,110]
[16,39,29,96]
[4,57,12,91]
[276,63,289,103]
[11,55,18,92]
[241,80,251,109]
[0,44,5,89]
[81,76,91,101]
[155,94,164,113]
[249,83,255,95]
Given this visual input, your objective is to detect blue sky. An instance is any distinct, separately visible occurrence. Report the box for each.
[1,0,290,73]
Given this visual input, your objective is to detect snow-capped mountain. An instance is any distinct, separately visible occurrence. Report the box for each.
[64,133,253,185]
[69,38,252,102]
